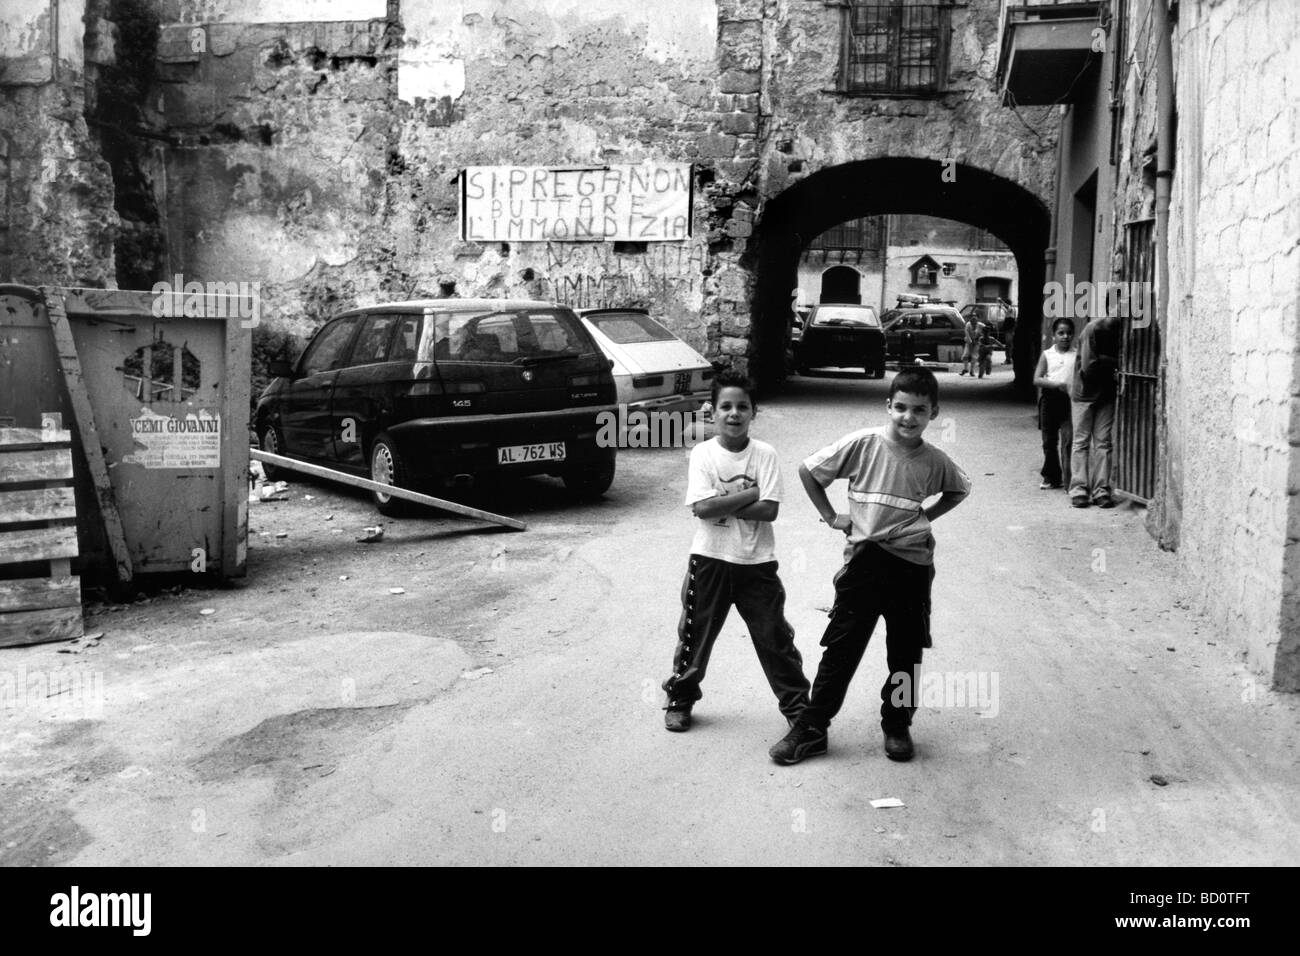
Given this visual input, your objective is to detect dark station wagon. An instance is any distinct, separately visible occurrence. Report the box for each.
[254,299,619,515]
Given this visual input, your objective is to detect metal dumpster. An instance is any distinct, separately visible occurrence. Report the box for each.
[0,285,251,581]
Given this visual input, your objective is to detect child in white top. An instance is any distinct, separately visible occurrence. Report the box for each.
[661,370,810,732]
[1032,318,1077,489]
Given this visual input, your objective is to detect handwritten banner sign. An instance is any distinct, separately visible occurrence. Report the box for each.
[460,164,693,242]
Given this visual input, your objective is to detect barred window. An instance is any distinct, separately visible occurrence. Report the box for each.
[807,217,885,252]
[842,1,953,96]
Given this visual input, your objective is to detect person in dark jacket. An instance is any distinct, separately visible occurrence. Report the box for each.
[1068,315,1122,508]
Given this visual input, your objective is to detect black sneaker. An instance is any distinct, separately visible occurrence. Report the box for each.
[884,727,914,761]
[769,721,828,765]
[664,704,692,732]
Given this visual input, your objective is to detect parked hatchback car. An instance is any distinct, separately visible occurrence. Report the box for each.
[576,308,713,413]
[882,304,966,360]
[793,303,886,378]
[254,299,619,515]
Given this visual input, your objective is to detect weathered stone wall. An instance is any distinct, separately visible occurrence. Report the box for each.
[152,0,727,350]
[758,1,1056,208]
[0,0,118,286]
[1121,0,1300,688]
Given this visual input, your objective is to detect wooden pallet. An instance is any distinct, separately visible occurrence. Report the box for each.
[0,413,84,646]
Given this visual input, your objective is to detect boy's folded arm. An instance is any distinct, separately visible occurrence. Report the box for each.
[691,486,759,518]
[734,499,778,521]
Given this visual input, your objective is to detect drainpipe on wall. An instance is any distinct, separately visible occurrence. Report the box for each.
[1152,0,1178,547]
[1043,105,1067,350]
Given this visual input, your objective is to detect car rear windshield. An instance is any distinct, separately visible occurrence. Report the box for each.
[430,308,592,362]
[585,311,676,345]
[811,306,880,328]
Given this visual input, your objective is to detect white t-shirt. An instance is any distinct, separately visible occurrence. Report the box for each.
[685,437,783,564]
[1042,347,1077,386]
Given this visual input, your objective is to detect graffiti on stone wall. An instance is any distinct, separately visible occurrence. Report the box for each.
[537,241,707,310]
[461,165,692,243]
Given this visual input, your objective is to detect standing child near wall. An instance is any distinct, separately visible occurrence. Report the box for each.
[1033,318,1077,490]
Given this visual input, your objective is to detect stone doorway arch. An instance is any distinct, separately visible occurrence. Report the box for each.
[819,265,862,304]
[744,158,1051,389]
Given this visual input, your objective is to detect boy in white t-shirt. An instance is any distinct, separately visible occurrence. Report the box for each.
[661,370,810,732]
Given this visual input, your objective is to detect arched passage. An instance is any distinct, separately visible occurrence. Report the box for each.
[744,158,1051,390]
[820,266,862,304]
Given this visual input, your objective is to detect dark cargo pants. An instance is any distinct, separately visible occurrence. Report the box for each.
[662,555,811,720]
[801,541,933,734]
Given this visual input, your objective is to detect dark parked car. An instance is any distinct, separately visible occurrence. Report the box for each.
[254,299,619,515]
[793,304,886,378]
[883,304,966,360]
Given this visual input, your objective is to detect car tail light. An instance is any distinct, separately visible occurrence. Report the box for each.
[444,381,486,394]
[632,375,664,388]
[408,382,443,396]
[568,374,602,386]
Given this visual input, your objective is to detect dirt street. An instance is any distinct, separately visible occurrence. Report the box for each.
[2,367,1298,866]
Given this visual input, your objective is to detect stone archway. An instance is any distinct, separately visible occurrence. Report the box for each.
[744,158,1051,390]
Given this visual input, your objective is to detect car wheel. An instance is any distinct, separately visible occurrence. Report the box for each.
[369,433,412,517]
[563,458,616,499]
[257,424,288,481]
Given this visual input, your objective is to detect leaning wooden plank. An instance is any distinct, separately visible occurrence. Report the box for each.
[0,448,73,483]
[0,428,72,445]
[0,605,83,646]
[0,525,80,564]
[0,488,78,523]
[0,576,81,612]
[249,449,527,531]
[41,288,134,584]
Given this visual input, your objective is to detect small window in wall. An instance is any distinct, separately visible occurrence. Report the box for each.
[122,338,201,403]
[942,262,957,276]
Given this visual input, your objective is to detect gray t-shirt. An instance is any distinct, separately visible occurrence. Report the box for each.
[803,427,970,565]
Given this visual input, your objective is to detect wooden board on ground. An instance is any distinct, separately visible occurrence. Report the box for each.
[0,576,81,613]
[0,606,83,647]
[249,449,526,532]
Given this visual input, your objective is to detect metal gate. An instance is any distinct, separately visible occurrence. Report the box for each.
[1114,219,1160,502]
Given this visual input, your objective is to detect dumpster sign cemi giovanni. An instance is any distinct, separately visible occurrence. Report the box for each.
[124,409,222,468]
[459,164,693,242]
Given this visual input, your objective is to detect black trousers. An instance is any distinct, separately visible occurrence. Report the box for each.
[1039,390,1073,485]
[801,541,932,733]
[662,555,811,719]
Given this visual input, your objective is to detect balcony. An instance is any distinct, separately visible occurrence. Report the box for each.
[996,0,1104,105]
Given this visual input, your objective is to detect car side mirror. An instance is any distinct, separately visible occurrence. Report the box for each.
[269,359,296,378]
[608,358,615,369]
